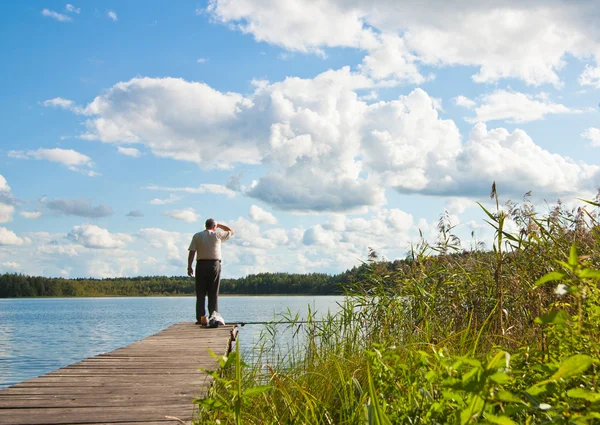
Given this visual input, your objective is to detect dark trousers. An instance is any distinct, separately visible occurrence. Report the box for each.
[195,260,221,321]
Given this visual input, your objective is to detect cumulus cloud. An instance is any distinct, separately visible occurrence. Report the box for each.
[79,77,259,168]
[0,227,27,246]
[249,205,277,224]
[206,0,377,56]
[67,224,131,249]
[65,4,80,14]
[454,95,476,109]
[197,58,208,64]
[0,204,16,223]
[358,34,425,84]
[149,194,181,205]
[43,97,83,113]
[206,0,600,87]
[450,123,600,197]
[145,184,236,197]
[581,127,600,147]
[20,211,42,219]
[41,8,71,22]
[0,175,14,223]
[47,198,113,218]
[117,146,141,157]
[8,148,95,175]
[107,10,118,21]
[50,69,600,210]
[126,210,144,218]
[0,175,10,193]
[1,261,20,270]
[137,228,185,267]
[579,65,600,88]
[466,90,588,123]
[164,208,199,222]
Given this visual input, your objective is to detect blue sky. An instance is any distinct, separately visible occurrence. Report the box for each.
[1,0,599,278]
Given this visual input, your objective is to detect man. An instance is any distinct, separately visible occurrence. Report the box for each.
[187,218,234,326]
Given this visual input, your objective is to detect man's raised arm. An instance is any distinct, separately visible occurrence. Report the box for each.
[217,223,234,235]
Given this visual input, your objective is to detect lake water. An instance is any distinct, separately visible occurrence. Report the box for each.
[0,295,344,389]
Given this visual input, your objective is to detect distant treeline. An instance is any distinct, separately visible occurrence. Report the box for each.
[0,262,398,297]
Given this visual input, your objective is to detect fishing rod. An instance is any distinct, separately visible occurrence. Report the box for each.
[232,320,324,327]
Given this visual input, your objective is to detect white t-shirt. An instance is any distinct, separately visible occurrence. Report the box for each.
[188,229,231,260]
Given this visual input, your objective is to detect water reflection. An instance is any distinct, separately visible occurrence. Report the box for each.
[0,296,343,389]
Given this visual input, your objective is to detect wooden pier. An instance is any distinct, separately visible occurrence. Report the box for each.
[0,322,237,425]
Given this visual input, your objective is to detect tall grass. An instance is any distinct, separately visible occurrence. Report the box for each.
[194,190,600,424]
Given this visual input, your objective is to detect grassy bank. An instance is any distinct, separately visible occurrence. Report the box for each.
[194,191,600,424]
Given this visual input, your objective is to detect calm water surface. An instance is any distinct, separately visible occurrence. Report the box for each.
[0,295,344,389]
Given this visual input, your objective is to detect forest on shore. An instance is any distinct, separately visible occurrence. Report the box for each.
[0,259,401,297]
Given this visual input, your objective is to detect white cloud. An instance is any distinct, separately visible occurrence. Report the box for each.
[197,58,208,64]
[107,10,118,21]
[249,205,277,224]
[145,184,237,197]
[117,146,141,157]
[358,34,425,84]
[137,228,185,267]
[149,194,181,205]
[0,175,10,193]
[0,204,15,224]
[206,0,600,87]
[579,65,600,88]
[20,211,42,219]
[0,174,14,223]
[65,4,80,14]
[581,127,600,147]
[0,227,27,246]
[47,198,113,218]
[79,77,258,168]
[164,208,199,222]
[41,9,71,22]
[451,123,600,197]
[206,0,377,56]
[2,261,20,270]
[53,69,600,211]
[466,90,587,123]
[454,95,476,109]
[9,148,95,174]
[68,224,132,249]
[361,88,462,193]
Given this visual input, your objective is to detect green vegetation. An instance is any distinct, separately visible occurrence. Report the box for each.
[0,271,346,297]
[195,190,600,424]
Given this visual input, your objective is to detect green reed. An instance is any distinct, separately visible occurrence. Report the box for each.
[194,187,600,424]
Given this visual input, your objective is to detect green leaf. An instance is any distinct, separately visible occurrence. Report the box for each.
[460,395,485,425]
[477,203,497,223]
[567,388,600,402]
[549,355,593,381]
[487,351,508,370]
[524,385,546,398]
[496,390,523,404]
[489,372,511,384]
[569,245,578,268]
[242,385,272,398]
[578,198,600,208]
[534,271,566,287]
[534,310,571,325]
[578,268,600,279]
[485,413,519,425]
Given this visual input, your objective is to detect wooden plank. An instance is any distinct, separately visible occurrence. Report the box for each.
[0,322,235,425]
[0,405,195,425]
